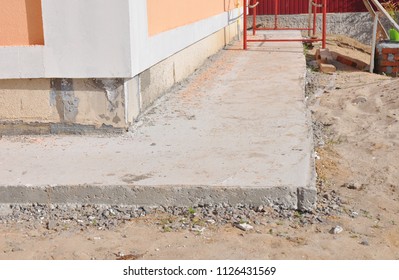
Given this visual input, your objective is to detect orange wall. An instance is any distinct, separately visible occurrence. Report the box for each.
[147,0,240,36]
[0,0,44,46]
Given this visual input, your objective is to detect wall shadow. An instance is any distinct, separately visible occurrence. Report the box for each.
[25,0,45,45]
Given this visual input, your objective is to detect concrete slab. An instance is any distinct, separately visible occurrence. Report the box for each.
[0,31,316,210]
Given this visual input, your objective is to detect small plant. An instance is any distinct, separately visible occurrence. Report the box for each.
[294,211,302,219]
[382,0,399,22]
[188,207,196,215]
[162,225,172,232]
[382,0,399,41]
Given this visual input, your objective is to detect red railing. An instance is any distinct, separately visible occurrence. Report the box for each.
[244,0,327,49]
[250,0,399,15]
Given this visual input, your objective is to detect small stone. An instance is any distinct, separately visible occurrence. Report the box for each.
[351,212,359,218]
[330,225,343,234]
[0,205,13,217]
[331,204,339,210]
[191,226,205,234]
[235,223,254,231]
[308,60,319,69]
[360,240,369,246]
[47,220,57,230]
[11,246,24,253]
[345,182,362,190]
[142,206,152,213]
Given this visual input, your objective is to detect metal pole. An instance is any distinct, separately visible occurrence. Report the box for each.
[244,0,247,50]
[313,1,317,37]
[370,14,378,73]
[308,0,313,37]
[322,0,327,48]
[274,0,278,29]
[253,0,257,35]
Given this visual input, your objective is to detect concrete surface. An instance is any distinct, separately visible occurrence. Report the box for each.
[0,31,316,210]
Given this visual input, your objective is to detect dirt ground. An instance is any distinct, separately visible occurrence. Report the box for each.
[1,36,398,260]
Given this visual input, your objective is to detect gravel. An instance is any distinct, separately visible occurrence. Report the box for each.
[0,193,344,232]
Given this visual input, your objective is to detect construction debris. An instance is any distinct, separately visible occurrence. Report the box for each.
[316,48,337,73]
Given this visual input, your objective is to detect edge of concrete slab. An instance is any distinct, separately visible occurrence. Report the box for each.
[0,184,316,211]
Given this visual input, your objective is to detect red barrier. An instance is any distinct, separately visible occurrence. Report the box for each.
[244,0,327,49]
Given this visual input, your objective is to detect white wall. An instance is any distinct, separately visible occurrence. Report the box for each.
[42,0,132,78]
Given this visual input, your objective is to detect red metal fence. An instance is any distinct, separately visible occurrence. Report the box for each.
[250,0,397,15]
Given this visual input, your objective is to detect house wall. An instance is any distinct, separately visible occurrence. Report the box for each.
[0,0,242,133]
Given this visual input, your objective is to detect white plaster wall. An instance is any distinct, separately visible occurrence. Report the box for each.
[42,0,132,78]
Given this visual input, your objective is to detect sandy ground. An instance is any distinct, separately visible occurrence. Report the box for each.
[1,36,398,260]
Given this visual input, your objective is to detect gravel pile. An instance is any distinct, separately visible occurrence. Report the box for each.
[0,193,345,232]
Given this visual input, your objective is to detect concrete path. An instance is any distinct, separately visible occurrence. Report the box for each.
[0,31,316,210]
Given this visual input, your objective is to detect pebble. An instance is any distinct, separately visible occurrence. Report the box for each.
[330,225,343,234]
[345,182,362,190]
[11,246,24,253]
[47,220,57,230]
[360,240,369,246]
[351,212,359,218]
[191,226,205,234]
[235,223,254,231]
[0,205,13,217]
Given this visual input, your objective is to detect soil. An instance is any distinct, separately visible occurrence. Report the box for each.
[1,36,399,260]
